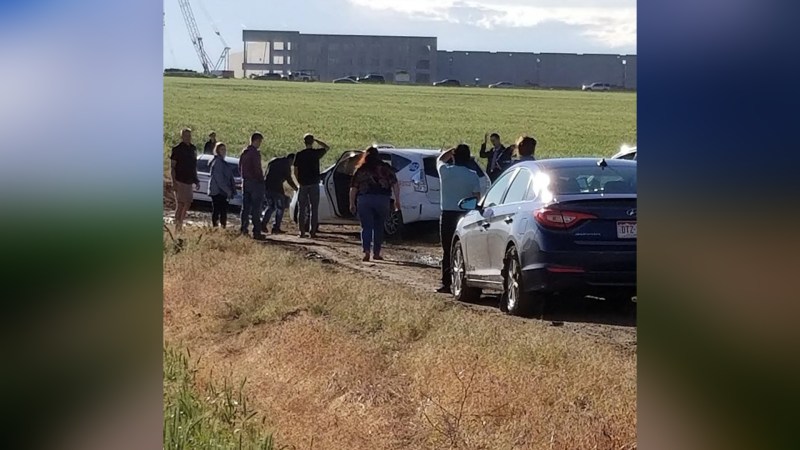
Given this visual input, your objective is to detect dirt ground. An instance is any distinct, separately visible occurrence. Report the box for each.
[164,191,637,351]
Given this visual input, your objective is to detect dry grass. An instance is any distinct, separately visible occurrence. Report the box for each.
[164,229,636,449]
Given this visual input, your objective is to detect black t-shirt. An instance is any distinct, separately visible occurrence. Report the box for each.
[293,148,326,186]
[264,157,293,193]
[170,142,199,184]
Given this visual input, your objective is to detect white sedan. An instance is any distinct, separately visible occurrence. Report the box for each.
[290,146,490,238]
[192,154,243,207]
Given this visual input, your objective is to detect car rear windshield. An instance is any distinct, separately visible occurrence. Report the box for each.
[548,165,636,195]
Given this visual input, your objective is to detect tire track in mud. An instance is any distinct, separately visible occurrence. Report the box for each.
[166,209,637,351]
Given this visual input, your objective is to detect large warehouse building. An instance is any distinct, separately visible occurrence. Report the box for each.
[238,30,636,89]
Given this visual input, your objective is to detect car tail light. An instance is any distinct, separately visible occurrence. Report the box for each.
[534,208,596,229]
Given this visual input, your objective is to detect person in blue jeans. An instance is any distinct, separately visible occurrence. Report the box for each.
[348,146,400,262]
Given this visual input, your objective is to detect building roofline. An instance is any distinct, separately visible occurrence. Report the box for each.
[243,29,436,40]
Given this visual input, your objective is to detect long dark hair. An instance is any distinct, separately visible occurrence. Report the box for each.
[356,146,381,170]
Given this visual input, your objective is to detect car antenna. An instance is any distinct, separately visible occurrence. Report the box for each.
[597,157,608,169]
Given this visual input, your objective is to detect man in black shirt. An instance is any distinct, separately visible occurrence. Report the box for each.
[292,133,330,238]
[262,153,299,234]
[169,128,200,233]
[203,132,217,155]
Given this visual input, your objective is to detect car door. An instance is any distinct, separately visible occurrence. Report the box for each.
[484,168,533,280]
[384,152,416,221]
[465,169,517,280]
[323,150,361,219]
[194,158,211,200]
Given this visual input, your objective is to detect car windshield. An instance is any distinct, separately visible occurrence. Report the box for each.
[547,164,636,195]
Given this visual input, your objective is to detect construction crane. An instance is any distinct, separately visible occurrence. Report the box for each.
[177,0,230,75]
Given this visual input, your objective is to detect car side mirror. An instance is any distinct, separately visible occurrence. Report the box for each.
[458,197,479,211]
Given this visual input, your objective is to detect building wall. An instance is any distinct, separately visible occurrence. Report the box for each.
[241,30,636,89]
[437,51,637,88]
[436,51,539,86]
[242,30,436,82]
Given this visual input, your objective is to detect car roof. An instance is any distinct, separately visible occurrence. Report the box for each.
[611,145,637,158]
[197,154,239,164]
[512,157,636,170]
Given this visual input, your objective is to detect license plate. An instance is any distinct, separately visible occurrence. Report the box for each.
[617,221,637,239]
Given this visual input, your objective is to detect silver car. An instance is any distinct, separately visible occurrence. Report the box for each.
[192,154,243,207]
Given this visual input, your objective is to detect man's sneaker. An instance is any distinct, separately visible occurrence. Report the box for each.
[271,228,285,235]
[253,233,266,241]
[436,285,452,294]
[299,232,307,238]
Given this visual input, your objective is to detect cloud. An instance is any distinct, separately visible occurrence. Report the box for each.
[346,0,635,49]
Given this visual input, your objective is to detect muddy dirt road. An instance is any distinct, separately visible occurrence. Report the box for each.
[165,206,637,351]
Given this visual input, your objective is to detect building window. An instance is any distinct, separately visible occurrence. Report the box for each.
[273,55,284,65]
[287,42,292,50]
[273,41,284,51]
[286,56,291,65]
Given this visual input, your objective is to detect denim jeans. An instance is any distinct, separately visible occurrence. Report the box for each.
[356,194,391,255]
[210,194,229,228]
[240,180,265,235]
[262,191,287,231]
[297,184,320,235]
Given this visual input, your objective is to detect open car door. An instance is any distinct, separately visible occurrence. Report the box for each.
[324,150,363,218]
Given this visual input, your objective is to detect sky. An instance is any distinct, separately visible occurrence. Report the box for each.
[163,0,636,71]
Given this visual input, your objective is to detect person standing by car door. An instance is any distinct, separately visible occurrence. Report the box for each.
[292,133,330,238]
[479,132,512,182]
[239,133,266,240]
[170,128,200,233]
[437,144,481,294]
[348,147,401,262]
[208,142,236,228]
[262,153,299,235]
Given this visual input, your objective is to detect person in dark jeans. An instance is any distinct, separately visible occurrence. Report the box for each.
[292,133,330,238]
[262,153,298,234]
[479,132,512,182]
[238,133,266,240]
[207,142,236,228]
[348,146,400,261]
[436,145,481,293]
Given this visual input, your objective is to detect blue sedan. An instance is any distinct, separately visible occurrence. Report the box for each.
[450,158,637,315]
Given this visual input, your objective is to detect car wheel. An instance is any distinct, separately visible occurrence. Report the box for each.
[606,295,636,314]
[501,246,543,316]
[383,208,404,240]
[451,240,481,302]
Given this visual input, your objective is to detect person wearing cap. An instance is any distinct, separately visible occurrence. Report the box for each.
[203,132,217,155]
[292,133,330,238]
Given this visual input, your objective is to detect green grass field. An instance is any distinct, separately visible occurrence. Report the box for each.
[164,78,636,169]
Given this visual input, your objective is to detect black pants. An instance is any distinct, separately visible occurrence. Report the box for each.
[211,194,229,228]
[440,210,466,287]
